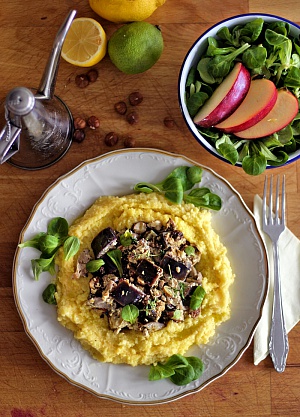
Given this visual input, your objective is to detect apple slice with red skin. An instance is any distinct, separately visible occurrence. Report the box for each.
[235,89,299,139]
[193,62,251,128]
[215,79,278,133]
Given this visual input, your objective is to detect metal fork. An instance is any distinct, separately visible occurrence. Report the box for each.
[262,175,289,372]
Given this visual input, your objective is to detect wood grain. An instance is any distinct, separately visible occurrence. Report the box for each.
[0,0,299,415]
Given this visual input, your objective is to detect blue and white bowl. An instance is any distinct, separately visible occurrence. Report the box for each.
[178,13,300,169]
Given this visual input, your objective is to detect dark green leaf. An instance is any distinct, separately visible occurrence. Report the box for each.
[121,304,139,324]
[120,230,134,246]
[31,256,54,281]
[63,236,80,261]
[47,217,69,238]
[170,364,195,386]
[186,92,209,117]
[39,234,60,257]
[86,259,105,273]
[166,354,189,369]
[107,249,123,276]
[190,286,206,310]
[42,283,57,305]
[242,154,267,176]
[186,356,204,380]
[148,363,175,381]
[218,143,239,165]
[18,232,47,250]
[163,177,184,204]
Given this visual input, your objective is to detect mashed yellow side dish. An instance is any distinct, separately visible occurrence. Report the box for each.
[55,192,234,366]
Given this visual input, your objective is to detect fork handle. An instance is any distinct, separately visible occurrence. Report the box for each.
[269,241,289,372]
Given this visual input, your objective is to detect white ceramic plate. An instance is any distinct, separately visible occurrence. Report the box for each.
[13,149,268,405]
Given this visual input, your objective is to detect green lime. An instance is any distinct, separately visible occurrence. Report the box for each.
[108,22,164,74]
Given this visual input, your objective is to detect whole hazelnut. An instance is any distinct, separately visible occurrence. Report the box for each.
[163,116,175,128]
[87,69,99,83]
[87,116,100,129]
[75,74,89,88]
[114,101,127,115]
[123,135,136,148]
[128,92,143,106]
[73,129,85,143]
[104,132,119,147]
[126,111,139,125]
[73,117,87,130]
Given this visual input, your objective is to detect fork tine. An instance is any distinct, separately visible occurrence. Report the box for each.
[275,175,280,224]
[263,176,268,224]
[281,175,286,226]
[268,175,273,225]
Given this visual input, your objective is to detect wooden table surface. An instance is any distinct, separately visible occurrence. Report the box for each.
[1,0,300,415]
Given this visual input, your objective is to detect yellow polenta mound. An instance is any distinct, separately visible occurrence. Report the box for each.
[55,193,234,366]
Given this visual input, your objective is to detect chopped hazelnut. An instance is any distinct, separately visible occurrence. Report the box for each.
[73,117,86,130]
[123,136,136,148]
[114,101,127,115]
[87,69,99,83]
[75,74,89,88]
[87,116,100,129]
[126,111,139,125]
[73,129,85,143]
[163,116,175,128]
[128,92,143,106]
[105,132,119,147]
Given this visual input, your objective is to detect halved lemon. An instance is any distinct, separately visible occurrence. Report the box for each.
[61,17,107,67]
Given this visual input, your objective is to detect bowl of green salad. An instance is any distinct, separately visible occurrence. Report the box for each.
[178,14,300,175]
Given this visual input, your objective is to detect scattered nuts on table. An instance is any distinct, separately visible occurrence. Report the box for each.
[126,111,139,125]
[73,129,85,143]
[104,132,119,147]
[87,116,100,129]
[114,101,127,115]
[87,69,99,83]
[75,74,89,89]
[128,91,143,106]
[164,116,175,128]
[73,116,87,130]
[123,135,136,148]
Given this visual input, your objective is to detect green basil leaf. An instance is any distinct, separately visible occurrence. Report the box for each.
[120,230,134,246]
[86,259,105,273]
[42,283,57,305]
[31,256,54,281]
[18,232,47,250]
[184,246,195,256]
[121,304,139,324]
[107,249,123,276]
[148,363,175,381]
[170,364,195,386]
[186,356,204,380]
[190,286,206,310]
[166,354,189,369]
[39,234,60,257]
[63,236,80,261]
[47,217,69,238]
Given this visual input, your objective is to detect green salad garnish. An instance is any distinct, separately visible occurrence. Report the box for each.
[186,18,300,175]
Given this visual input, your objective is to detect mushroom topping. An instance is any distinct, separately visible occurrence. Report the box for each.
[85,219,206,335]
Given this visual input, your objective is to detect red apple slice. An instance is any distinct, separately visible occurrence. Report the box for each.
[215,79,278,133]
[235,89,299,139]
[193,62,251,128]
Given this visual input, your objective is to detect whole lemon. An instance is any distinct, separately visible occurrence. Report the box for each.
[108,22,164,74]
[89,0,167,23]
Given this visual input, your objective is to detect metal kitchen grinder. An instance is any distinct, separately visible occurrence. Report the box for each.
[0,10,76,169]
